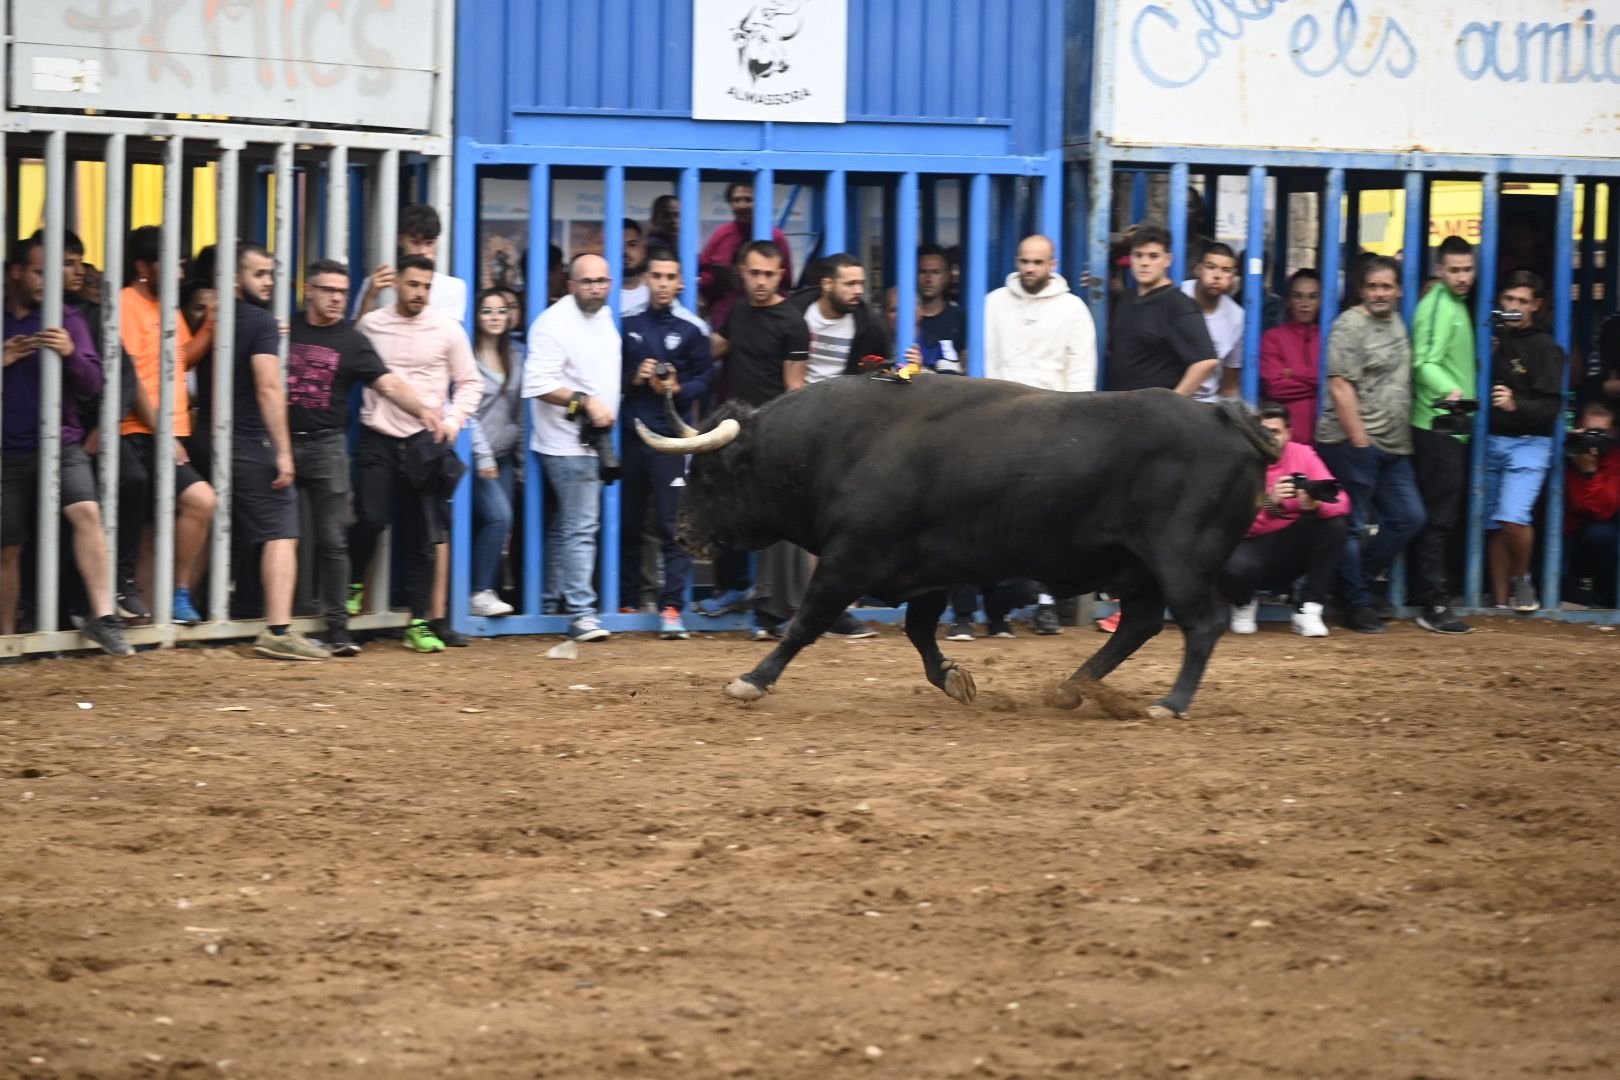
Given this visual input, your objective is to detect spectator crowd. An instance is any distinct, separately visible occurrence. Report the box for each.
[4,187,1618,661]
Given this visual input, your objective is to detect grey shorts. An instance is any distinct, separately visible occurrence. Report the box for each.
[232,435,300,545]
[1,442,100,547]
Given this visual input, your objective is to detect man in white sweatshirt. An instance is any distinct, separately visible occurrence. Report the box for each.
[983,235,1097,393]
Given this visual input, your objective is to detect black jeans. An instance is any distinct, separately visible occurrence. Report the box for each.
[951,582,1024,622]
[1411,426,1469,606]
[292,430,353,625]
[1218,514,1349,607]
[349,428,440,620]
[618,437,692,611]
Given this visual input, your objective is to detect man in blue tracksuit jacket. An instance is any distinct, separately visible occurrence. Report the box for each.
[619,246,713,636]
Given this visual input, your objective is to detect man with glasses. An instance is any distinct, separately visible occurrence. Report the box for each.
[523,253,622,643]
[287,259,433,655]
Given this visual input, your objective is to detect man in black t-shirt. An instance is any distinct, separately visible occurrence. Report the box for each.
[287,259,430,655]
[232,245,328,661]
[1105,223,1219,394]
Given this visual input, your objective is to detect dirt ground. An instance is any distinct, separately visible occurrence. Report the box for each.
[1,616,1618,1080]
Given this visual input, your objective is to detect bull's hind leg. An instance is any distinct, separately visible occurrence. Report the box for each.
[904,589,976,705]
[1051,580,1165,710]
[725,558,864,702]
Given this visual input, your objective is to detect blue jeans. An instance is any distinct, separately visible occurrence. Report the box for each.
[1316,442,1426,608]
[473,455,517,592]
[539,453,601,617]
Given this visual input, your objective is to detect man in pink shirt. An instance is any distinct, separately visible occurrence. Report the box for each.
[349,254,483,653]
[1259,269,1323,442]
[699,182,793,333]
[1219,401,1349,637]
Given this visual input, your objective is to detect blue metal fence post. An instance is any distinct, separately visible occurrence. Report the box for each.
[823,169,847,259]
[1464,171,1501,610]
[1088,153,1115,387]
[450,152,480,632]
[753,166,774,243]
[1542,174,1579,610]
[522,162,551,620]
[966,173,991,379]
[678,168,700,313]
[1130,170,1149,226]
[1168,162,1190,285]
[896,171,919,363]
[1401,171,1425,325]
[1316,168,1345,419]
[1242,165,1266,403]
[602,164,626,620]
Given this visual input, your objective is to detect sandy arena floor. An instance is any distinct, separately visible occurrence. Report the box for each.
[1,616,1618,1079]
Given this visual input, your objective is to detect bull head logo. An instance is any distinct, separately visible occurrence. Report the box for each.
[731,0,806,83]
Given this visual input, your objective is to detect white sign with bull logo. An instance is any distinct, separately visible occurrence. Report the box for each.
[692,0,848,123]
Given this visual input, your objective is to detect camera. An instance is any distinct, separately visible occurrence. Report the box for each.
[1432,397,1480,435]
[1566,427,1615,459]
[1491,308,1526,327]
[653,360,673,381]
[1286,472,1342,503]
[566,394,621,484]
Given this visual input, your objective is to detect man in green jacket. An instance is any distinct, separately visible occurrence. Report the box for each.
[1408,235,1477,635]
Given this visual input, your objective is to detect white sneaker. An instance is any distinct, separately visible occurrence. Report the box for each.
[1291,602,1329,638]
[1230,600,1259,635]
[469,589,515,617]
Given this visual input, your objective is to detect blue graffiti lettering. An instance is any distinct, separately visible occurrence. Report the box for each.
[1288,0,1416,79]
[1129,0,1289,90]
[1456,12,1620,84]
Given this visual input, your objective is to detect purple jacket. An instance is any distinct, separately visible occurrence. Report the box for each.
[3,305,103,455]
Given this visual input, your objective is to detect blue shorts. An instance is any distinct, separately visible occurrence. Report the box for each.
[1483,434,1552,529]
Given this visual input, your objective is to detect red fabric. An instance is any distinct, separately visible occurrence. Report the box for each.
[1247,440,1350,538]
[698,221,794,331]
[1565,453,1620,532]
[1259,320,1321,442]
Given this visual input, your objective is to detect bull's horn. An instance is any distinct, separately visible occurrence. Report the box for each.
[635,417,741,455]
[662,392,700,437]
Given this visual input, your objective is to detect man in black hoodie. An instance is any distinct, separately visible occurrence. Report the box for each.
[1484,270,1566,612]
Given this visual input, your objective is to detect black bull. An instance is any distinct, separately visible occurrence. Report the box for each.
[636,377,1279,719]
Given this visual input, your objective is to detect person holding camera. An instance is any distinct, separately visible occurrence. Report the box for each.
[523,253,622,643]
[1483,272,1565,612]
[1564,401,1619,608]
[1221,402,1349,637]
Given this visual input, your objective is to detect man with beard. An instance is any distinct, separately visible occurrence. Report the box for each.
[350,255,482,652]
[788,253,889,388]
[230,245,329,660]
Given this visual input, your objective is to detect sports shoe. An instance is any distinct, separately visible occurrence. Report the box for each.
[945,620,976,641]
[568,615,611,642]
[987,619,1015,639]
[469,589,514,617]
[1415,604,1473,634]
[1230,600,1259,635]
[659,606,691,639]
[345,583,365,617]
[172,587,203,625]
[81,614,134,657]
[1345,605,1387,634]
[1509,577,1539,613]
[1093,611,1121,634]
[116,579,150,620]
[1371,595,1397,620]
[697,588,753,616]
[326,623,362,657]
[254,628,331,661]
[1290,601,1329,638]
[826,612,876,639]
[1033,604,1062,635]
[430,618,470,647]
[403,619,446,652]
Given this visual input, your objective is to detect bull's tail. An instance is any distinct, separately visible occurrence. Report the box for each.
[1213,398,1282,464]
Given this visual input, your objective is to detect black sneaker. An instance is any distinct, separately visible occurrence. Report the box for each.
[1345,605,1388,634]
[1371,595,1397,620]
[987,619,1015,639]
[116,579,150,620]
[1415,605,1473,635]
[327,624,362,657]
[944,620,976,641]
[430,618,471,647]
[81,614,135,656]
[1033,604,1062,635]
[825,612,876,639]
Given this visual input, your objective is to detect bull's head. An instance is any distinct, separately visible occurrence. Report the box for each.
[636,399,768,558]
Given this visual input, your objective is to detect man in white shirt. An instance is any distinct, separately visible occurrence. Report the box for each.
[788,254,890,388]
[522,253,622,642]
[983,234,1096,393]
[354,204,470,322]
[1180,242,1246,402]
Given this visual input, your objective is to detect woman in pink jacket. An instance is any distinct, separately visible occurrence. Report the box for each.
[1219,401,1350,637]
[1259,269,1323,442]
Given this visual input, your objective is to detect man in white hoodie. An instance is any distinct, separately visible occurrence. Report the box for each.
[984,235,1097,393]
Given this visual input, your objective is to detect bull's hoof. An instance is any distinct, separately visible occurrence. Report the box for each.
[1145,703,1188,721]
[725,677,770,702]
[940,660,977,705]
[1049,682,1085,710]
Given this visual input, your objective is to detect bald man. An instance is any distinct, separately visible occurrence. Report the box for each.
[983,234,1097,393]
[523,252,623,642]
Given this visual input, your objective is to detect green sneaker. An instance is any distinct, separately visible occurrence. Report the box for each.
[253,628,331,662]
[345,583,365,617]
[403,619,446,653]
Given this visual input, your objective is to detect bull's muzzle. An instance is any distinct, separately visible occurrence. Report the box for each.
[634,418,741,455]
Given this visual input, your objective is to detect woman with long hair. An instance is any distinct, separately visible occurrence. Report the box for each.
[468,288,525,617]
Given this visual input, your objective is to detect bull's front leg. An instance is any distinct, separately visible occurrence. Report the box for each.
[904,589,976,705]
[725,559,861,702]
